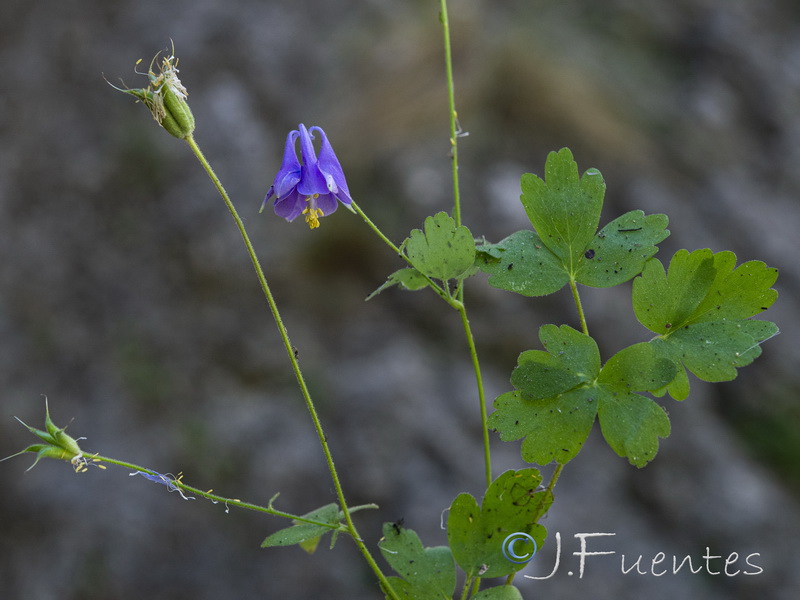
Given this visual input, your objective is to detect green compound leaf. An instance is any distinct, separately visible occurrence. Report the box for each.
[447,469,551,579]
[511,324,601,400]
[378,524,455,600]
[476,231,569,297]
[261,503,342,553]
[477,150,668,296]
[598,341,678,391]
[648,320,779,400]
[597,391,671,468]
[472,585,524,600]
[576,210,670,288]
[366,267,430,300]
[633,249,716,333]
[490,328,676,467]
[691,252,779,321]
[596,343,675,467]
[403,211,475,281]
[520,148,605,264]
[489,325,600,465]
[490,389,598,466]
[633,249,779,399]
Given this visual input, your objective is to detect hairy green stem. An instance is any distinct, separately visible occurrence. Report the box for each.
[351,200,492,485]
[440,0,492,485]
[459,573,474,600]
[439,0,462,226]
[457,303,492,487]
[546,463,565,493]
[183,135,400,600]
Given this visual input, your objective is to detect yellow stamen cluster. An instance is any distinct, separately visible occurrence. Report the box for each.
[71,453,106,474]
[302,196,325,229]
[151,55,188,100]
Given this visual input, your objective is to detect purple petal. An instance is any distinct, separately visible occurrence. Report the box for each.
[296,124,330,196]
[129,471,195,500]
[312,126,352,204]
[130,470,174,489]
[271,168,301,199]
[297,166,331,196]
[297,124,316,163]
[267,130,301,200]
[273,189,306,222]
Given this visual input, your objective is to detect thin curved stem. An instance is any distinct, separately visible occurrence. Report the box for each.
[350,200,457,308]
[349,201,403,257]
[88,453,377,529]
[183,135,400,600]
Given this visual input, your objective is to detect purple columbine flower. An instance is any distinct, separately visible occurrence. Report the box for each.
[262,124,352,229]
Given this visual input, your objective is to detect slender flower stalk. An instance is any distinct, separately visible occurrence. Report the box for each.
[1,404,372,529]
[350,200,458,308]
[122,458,376,528]
[95,455,364,527]
[182,135,401,600]
[112,47,399,600]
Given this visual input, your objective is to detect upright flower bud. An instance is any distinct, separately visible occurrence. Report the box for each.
[112,46,195,139]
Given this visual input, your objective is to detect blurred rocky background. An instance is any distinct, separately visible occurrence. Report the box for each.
[1,0,799,598]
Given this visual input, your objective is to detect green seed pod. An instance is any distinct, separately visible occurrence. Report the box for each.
[2,401,85,472]
[160,83,195,139]
[43,401,83,458]
[111,46,195,140]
